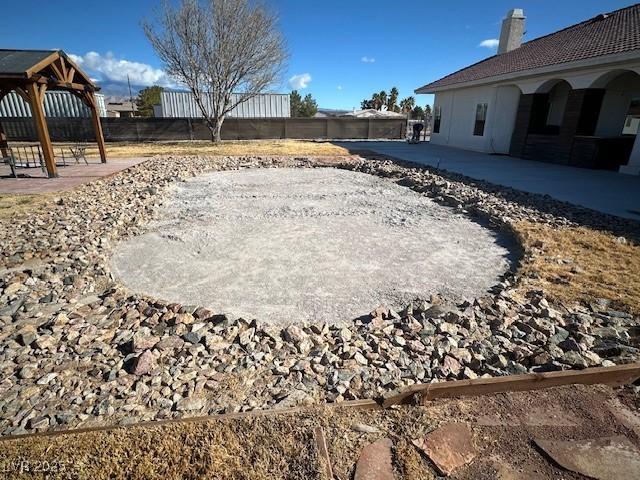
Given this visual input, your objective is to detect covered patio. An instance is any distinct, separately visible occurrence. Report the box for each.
[509,68,640,171]
[0,49,106,178]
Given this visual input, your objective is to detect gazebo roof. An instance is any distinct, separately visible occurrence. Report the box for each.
[0,49,95,89]
[0,50,56,77]
[0,49,106,178]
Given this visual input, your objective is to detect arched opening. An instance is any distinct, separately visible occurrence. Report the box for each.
[592,70,640,137]
[587,70,640,169]
[528,79,572,135]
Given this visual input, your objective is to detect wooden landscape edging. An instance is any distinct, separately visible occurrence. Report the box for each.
[0,398,380,443]
[1,364,639,443]
[382,363,640,408]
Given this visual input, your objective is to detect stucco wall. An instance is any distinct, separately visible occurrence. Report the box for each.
[430,85,520,154]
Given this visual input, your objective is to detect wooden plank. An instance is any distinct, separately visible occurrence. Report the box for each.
[313,427,334,480]
[382,363,640,408]
[0,398,381,443]
[87,91,107,163]
[26,82,57,178]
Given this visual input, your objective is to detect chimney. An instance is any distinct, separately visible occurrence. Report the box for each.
[498,9,525,54]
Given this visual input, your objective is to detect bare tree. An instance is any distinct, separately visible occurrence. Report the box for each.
[143,0,288,142]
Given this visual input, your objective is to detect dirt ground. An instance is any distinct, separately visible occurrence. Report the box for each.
[0,384,637,480]
[111,167,512,326]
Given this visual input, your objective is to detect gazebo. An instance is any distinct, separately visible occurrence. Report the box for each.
[0,49,106,178]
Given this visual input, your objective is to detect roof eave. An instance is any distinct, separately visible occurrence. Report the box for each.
[414,49,640,95]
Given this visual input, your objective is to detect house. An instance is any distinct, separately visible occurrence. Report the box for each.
[106,100,138,118]
[313,108,350,118]
[415,5,640,174]
[339,108,406,119]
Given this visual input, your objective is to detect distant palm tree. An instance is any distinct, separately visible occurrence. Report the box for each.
[371,93,381,110]
[388,87,399,112]
[400,96,416,113]
[378,91,387,110]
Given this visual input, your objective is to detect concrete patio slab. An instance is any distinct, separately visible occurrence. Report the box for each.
[111,167,512,326]
[0,158,148,194]
[337,141,640,220]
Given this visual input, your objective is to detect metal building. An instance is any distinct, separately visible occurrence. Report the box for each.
[0,90,107,118]
[157,91,290,118]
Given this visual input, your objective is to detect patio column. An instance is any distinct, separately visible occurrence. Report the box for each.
[620,133,640,175]
[26,82,57,178]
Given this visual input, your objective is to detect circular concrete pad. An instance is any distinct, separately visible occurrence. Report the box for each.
[111,167,512,326]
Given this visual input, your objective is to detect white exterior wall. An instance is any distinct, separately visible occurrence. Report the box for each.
[430,85,520,154]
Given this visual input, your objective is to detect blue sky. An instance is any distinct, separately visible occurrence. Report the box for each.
[1,0,634,109]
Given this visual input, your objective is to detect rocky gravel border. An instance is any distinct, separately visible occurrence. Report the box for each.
[0,154,638,436]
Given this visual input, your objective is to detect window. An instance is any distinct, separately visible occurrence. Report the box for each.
[433,106,442,133]
[473,103,488,136]
[622,99,640,135]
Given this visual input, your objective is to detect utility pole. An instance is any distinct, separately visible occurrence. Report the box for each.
[127,74,135,117]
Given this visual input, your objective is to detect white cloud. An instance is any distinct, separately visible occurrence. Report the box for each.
[361,56,375,63]
[478,39,499,49]
[337,85,343,90]
[68,51,175,87]
[288,73,311,89]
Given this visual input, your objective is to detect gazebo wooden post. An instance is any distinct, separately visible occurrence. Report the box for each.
[0,89,9,157]
[86,91,107,163]
[26,82,57,178]
[0,120,8,157]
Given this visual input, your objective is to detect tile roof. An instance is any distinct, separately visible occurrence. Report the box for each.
[416,4,640,92]
[0,50,56,77]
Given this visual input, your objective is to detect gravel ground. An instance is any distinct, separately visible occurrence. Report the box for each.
[0,154,638,438]
[111,168,512,326]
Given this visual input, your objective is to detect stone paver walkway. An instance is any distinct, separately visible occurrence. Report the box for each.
[0,158,148,194]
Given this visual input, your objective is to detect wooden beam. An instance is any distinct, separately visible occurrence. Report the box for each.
[86,91,107,163]
[49,60,65,82]
[26,82,57,178]
[25,51,60,79]
[32,76,94,92]
[60,52,94,87]
[382,363,640,408]
[0,119,8,158]
[66,66,76,84]
[14,86,30,103]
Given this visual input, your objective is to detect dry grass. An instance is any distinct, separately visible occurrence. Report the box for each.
[0,385,631,480]
[0,193,55,220]
[0,405,441,480]
[514,221,640,314]
[80,140,349,158]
